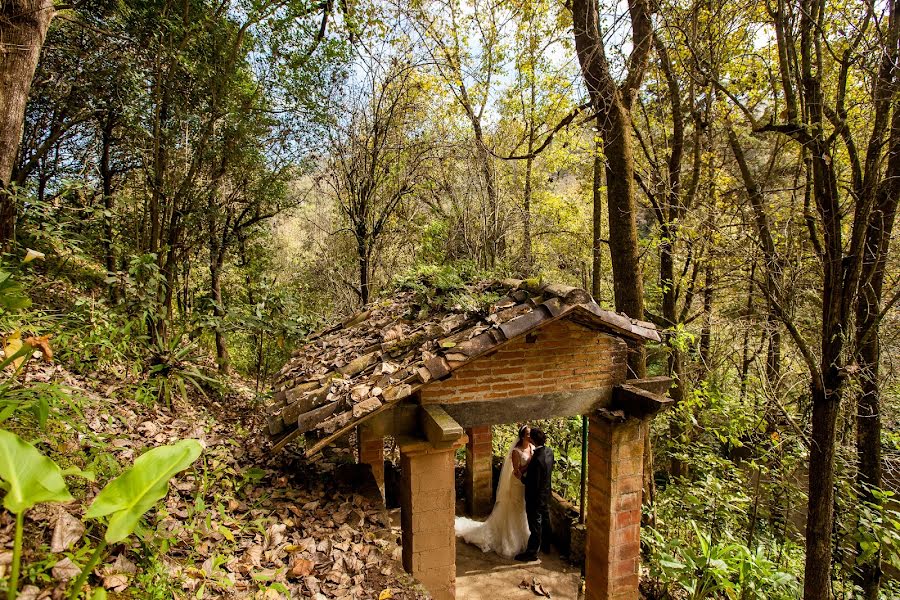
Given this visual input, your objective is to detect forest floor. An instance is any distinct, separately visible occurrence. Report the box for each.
[0,360,428,599]
[453,531,580,599]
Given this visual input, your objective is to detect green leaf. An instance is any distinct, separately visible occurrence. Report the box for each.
[86,439,203,543]
[0,429,73,513]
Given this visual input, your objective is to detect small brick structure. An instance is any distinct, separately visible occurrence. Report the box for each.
[587,413,646,599]
[420,319,626,407]
[465,425,493,516]
[267,279,672,600]
[357,425,385,497]
[399,437,466,600]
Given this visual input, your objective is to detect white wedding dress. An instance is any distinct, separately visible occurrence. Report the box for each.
[454,443,531,559]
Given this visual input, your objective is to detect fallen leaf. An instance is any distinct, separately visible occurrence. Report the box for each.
[245,545,263,567]
[289,557,314,578]
[51,509,85,553]
[102,573,129,591]
[4,330,24,370]
[103,554,137,575]
[378,590,393,600]
[24,334,52,362]
[52,557,82,581]
[17,585,40,600]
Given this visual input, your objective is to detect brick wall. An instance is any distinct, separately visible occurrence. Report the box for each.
[465,426,493,515]
[586,414,645,600]
[421,319,627,404]
[400,446,457,600]
[357,427,384,496]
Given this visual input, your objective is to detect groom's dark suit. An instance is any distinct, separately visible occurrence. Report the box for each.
[522,445,554,557]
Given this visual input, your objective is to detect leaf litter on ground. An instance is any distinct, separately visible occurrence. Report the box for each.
[0,361,428,599]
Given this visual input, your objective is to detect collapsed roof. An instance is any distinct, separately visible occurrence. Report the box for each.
[267,278,659,455]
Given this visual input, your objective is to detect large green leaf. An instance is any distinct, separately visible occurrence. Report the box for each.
[85,439,202,543]
[0,429,73,513]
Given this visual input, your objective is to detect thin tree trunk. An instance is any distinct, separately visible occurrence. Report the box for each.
[357,230,370,305]
[0,0,55,246]
[99,113,118,302]
[209,201,231,373]
[523,131,533,273]
[591,116,603,300]
[210,256,230,373]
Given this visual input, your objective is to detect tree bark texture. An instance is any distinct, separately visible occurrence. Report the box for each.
[572,0,651,378]
[591,116,603,300]
[0,0,54,245]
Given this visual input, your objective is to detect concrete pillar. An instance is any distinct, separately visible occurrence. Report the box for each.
[357,426,385,498]
[465,425,493,516]
[399,438,464,600]
[586,412,645,600]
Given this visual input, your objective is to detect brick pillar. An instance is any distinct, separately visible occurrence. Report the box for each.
[357,426,384,498]
[465,425,493,516]
[586,412,645,600]
[399,439,462,600]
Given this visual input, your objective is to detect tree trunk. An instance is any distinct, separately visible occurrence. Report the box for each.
[474,126,500,269]
[805,375,840,600]
[766,311,781,385]
[603,103,646,377]
[591,116,603,300]
[99,113,118,302]
[571,0,650,377]
[210,254,231,373]
[357,230,370,306]
[0,0,55,246]
[208,191,231,373]
[853,113,900,600]
[523,131,533,273]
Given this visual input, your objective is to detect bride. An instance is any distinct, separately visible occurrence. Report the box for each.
[455,425,533,559]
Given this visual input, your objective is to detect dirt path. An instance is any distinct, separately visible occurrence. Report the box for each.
[455,537,582,599]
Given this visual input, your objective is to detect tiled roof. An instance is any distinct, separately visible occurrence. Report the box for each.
[267,278,659,454]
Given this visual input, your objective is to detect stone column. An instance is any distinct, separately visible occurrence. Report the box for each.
[586,412,645,600]
[464,425,493,516]
[357,426,385,498]
[399,437,464,600]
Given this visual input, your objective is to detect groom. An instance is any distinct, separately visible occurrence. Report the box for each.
[516,427,554,562]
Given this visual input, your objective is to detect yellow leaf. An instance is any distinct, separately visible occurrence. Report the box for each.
[4,330,25,370]
[379,590,393,600]
[217,525,235,542]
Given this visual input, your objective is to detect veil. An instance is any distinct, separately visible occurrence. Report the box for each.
[495,441,516,505]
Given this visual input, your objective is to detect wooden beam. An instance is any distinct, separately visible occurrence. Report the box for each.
[296,401,339,433]
[611,384,673,418]
[270,428,304,454]
[303,399,398,456]
[624,376,673,397]
[420,404,464,445]
[439,387,614,428]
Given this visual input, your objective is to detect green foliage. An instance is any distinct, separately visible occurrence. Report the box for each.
[393,262,499,312]
[0,271,31,313]
[144,335,219,408]
[85,439,203,543]
[0,429,72,514]
[646,522,798,599]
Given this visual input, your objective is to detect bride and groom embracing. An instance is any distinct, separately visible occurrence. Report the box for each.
[455,425,554,562]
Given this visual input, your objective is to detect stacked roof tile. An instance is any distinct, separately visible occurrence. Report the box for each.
[267,278,659,453]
